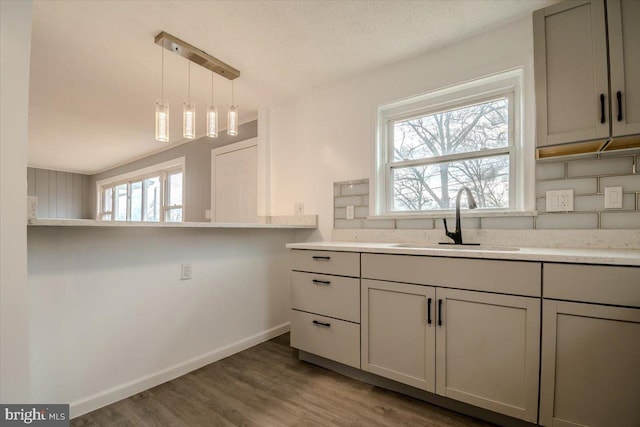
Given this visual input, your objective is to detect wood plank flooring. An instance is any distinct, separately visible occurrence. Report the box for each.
[72,333,492,426]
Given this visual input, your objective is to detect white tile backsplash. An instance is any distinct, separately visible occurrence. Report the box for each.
[334,153,639,233]
[567,157,634,178]
[536,178,598,197]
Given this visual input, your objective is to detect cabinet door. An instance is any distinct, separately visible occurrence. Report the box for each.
[361,279,436,392]
[435,289,540,423]
[608,0,640,137]
[533,0,609,147]
[540,300,640,427]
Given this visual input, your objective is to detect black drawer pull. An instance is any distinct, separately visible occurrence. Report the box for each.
[438,299,443,326]
[312,279,331,285]
[427,298,432,325]
[312,256,331,261]
[617,91,623,122]
[312,320,331,328]
[600,94,606,124]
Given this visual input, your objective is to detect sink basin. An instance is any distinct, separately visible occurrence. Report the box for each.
[392,243,520,252]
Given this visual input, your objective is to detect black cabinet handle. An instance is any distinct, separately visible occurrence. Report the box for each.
[312,279,331,285]
[427,298,432,325]
[312,320,331,327]
[600,94,606,124]
[617,91,623,122]
[438,299,443,326]
[312,256,331,261]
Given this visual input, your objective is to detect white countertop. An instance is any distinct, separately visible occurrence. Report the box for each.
[29,218,316,229]
[286,241,640,266]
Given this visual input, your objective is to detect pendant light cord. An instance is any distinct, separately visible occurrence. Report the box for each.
[211,72,214,104]
[188,61,191,102]
[231,80,234,105]
[161,48,164,101]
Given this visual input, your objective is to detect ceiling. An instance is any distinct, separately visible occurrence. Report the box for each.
[28,0,557,174]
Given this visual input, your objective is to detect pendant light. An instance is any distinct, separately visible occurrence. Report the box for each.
[155,48,169,142]
[206,72,218,138]
[183,61,195,139]
[227,79,238,136]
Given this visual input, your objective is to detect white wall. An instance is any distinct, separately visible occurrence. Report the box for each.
[270,17,536,239]
[28,227,295,416]
[0,0,33,403]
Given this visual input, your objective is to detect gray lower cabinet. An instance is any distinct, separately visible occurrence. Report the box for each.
[540,300,640,427]
[361,278,540,423]
[289,250,361,369]
[361,279,436,392]
[540,263,640,427]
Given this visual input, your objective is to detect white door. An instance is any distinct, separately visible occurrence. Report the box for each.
[211,139,258,223]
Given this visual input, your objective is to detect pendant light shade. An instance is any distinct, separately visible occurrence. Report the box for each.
[227,80,238,136]
[155,100,169,142]
[206,72,218,138]
[183,62,195,139]
[155,49,169,142]
[227,105,238,136]
[183,102,195,139]
[207,105,218,138]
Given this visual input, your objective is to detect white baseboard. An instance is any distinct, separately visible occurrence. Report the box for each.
[70,322,290,418]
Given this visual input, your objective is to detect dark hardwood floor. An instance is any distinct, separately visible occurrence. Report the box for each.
[72,333,492,426]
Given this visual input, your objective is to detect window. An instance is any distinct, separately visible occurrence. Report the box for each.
[97,158,184,222]
[375,69,527,216]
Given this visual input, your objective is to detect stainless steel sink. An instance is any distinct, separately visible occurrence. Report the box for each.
[392,243,520,252]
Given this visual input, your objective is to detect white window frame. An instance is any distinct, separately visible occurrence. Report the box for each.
[374,68,529,217]
[96,157,185,222]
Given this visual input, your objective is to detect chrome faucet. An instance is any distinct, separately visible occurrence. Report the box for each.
[442,187,478,245]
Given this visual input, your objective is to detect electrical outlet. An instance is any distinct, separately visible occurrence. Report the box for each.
[546,189,574,212]
[346,205,355,220]
[604,186,623,209]
[294,202,304,216]
[180,262,192,280]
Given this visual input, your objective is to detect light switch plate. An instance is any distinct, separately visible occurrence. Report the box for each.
[181,262,192,280]
[546,189,574,212]
[346,205,355,220]
[604,186,623,209]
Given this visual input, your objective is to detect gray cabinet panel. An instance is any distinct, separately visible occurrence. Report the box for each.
[540,300,640,426]
[608,0,640,137]
[534,0,609,147]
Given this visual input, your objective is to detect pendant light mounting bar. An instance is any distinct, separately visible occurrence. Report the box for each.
[154,31,240,80]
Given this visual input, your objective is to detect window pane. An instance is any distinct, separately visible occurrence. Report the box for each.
[130,181,142,221]
[391,154,509,211]
[114,184,128,221]
[143,176,160,222]
[167,172,183,207]
[164,208,183,223]
[103,187,113,213]
[393,98,509,161]
[101,213,112,221]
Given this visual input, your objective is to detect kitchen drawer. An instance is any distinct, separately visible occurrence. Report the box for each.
[291,250,360,277]
[362,254,541,297]
[290,271,360,323]
[290,309,360,368]
[544,263,640,307]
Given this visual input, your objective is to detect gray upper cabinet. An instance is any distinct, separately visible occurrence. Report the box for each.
[534,0,640,149]
[608,0,640,138]
[534,0,609,148]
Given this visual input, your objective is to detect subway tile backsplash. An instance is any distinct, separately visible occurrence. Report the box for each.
[334,154,639,231]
